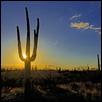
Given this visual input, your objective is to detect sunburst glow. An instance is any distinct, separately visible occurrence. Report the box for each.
[23,54,26,58]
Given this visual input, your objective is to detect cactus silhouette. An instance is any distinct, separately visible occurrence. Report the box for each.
[97,54,100,71]
[17,7,39,99]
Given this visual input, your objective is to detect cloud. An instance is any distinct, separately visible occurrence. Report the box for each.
[95,31,101,34]
[71,22,89,29]
[82,25,94,30]
[71,22,101,34]
[93,27,101,30]
[54,41,58,45]
[99,32,101,34]
[70,14,81,19]
[89,25,94,29]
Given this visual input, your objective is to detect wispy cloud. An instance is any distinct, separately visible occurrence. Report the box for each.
[71,22,89,29]
[70,14,81,20]
[71,22,101,34]
[99,32,101,34]
[54,41,58,45]
[93,27,101,30]
[95,31,101,34]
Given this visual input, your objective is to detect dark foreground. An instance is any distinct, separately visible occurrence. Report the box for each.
[1,69,101,101]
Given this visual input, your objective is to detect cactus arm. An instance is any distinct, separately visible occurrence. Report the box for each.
[25,7,30,59]
[30,18,39,61]
[30,30,37,61]
[17,26,25,61]
[37,18,39,35]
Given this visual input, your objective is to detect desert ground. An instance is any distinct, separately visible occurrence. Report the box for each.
[1,69,101,101]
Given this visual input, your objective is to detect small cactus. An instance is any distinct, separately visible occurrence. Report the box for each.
[17,7,39,99]
[87,65,89,71]
[97,54,100,71]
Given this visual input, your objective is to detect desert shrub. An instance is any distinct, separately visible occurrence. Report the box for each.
[67,92,85,101]
[71,82,79,92]
[90,71,101,83]
[86,92,92,101]
[93,93,101,101]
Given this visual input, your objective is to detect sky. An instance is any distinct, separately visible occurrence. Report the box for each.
[1,1,101,70]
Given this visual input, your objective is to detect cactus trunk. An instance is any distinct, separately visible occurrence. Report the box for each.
[17,7,39,100]
[25,61,31,99]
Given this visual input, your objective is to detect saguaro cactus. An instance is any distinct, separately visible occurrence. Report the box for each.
[17,7,39,99]
[97,54,100,71]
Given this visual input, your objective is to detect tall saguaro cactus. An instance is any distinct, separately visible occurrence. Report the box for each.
[97,54,100,71]
[17,7,39,99]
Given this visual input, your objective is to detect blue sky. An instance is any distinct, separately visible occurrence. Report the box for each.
[1,1,101,70]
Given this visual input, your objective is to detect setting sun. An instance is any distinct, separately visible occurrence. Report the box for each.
[23,54,26,58]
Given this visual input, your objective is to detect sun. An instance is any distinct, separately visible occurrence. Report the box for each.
[23,54,27,58]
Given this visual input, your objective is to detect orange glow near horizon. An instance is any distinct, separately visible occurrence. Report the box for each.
[1,41,100,70]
